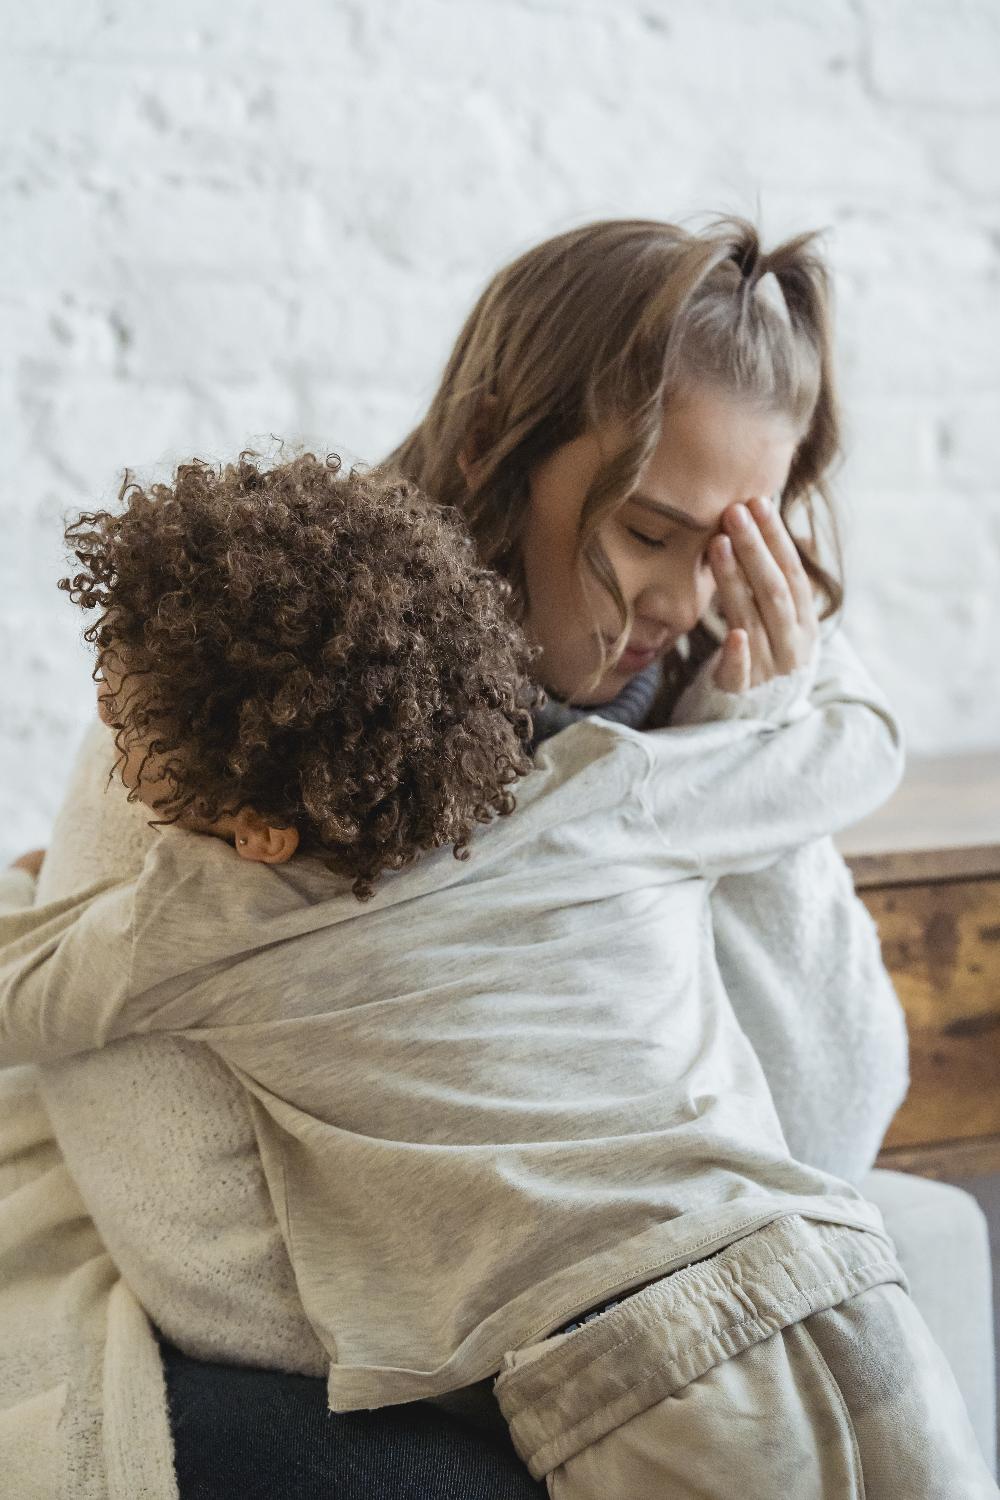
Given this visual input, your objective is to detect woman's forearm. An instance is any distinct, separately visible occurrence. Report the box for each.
[654,625,904,879]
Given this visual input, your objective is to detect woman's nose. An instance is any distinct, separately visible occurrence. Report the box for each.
[638,553,716,639]
[637,593,700,643]
[674,591,705,637]
[664,571,714,637]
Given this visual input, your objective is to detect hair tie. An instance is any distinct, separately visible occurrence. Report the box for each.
[754,270,791,325]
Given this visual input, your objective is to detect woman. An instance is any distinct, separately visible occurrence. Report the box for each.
[4,216,906,1498]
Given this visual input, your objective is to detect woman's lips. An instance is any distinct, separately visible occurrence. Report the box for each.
[617,641,666,672]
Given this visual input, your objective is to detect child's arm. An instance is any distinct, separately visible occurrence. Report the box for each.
[0,831,296,1066]
[644,623,904,879]
[0,877,139,1065]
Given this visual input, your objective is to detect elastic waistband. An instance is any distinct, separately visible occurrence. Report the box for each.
[494,1213,906,1479]
[555,1276,663,1338]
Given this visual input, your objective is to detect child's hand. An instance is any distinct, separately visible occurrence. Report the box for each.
[10,849,46,878]
[707,496,819,693]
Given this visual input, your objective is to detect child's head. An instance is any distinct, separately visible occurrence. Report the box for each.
[389,217,841,705]
[61,453,537,898]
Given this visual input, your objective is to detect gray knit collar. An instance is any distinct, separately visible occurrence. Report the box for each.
[531,660,662,748]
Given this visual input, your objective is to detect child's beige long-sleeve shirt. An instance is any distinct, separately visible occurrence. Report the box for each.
[0,630,904,1409]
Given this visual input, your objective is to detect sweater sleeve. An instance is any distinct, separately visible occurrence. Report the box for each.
[0,878,138,1065]
[668,627,909,1182]
[641,624,904,880]
[709,842,909,1183]
[0,832,283,1064]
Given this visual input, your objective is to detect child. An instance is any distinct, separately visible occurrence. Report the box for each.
[1,454,993,1498]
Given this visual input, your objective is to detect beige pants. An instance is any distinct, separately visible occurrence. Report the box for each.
[494,1215,997,1498]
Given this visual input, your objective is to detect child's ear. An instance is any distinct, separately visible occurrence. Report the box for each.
[458,394,499,491]
[233,809,299,865]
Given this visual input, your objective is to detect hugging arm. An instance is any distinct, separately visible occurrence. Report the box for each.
[0,835,289,1066]
[0,876,139,1065]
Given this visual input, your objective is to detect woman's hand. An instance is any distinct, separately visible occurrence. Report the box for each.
[10,849,46,878]
[708,496,819,693]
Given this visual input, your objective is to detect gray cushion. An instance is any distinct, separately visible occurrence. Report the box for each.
[864,1168,996,1476]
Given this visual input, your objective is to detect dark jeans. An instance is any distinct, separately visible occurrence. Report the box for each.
[161,1339,546,1500]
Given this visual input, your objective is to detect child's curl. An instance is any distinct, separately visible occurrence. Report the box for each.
[60,451,540,899]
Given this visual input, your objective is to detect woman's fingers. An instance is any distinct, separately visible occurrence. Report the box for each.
[722,500,817,675]
[710,497,821,690]
[722,505,796,669]
[712,629,751,693]
[709,534,774,683]
[745,496,817,627]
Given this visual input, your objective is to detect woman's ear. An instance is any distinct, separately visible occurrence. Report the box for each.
[458,394,500,491]
[233,809,300,865]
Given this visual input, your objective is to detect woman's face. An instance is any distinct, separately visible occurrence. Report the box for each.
[521,384,801,704]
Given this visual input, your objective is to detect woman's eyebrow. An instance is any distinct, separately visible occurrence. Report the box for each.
[629,494,713,534]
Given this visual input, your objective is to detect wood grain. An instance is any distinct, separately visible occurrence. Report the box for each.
[848,845,1000,890]
[876,1136,1000,1181]
[860,877,1000,1153]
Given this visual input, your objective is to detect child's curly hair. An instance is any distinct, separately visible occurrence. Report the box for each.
[60,452,539,899]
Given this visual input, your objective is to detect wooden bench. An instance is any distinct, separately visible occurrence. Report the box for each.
[837,753,1000,1181]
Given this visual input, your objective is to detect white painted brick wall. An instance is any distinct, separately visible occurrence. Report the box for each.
[2,0,999,858]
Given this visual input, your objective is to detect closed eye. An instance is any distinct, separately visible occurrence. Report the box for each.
[627,527,668,550]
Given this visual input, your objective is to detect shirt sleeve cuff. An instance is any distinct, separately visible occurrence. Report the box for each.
[671,648,819,728]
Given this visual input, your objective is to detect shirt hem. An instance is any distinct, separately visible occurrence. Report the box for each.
[323,1191,889,1410]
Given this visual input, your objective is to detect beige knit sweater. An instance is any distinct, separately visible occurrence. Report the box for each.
[0,754,177,1500]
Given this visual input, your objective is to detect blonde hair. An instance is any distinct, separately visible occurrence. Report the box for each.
[388,217,843,700]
